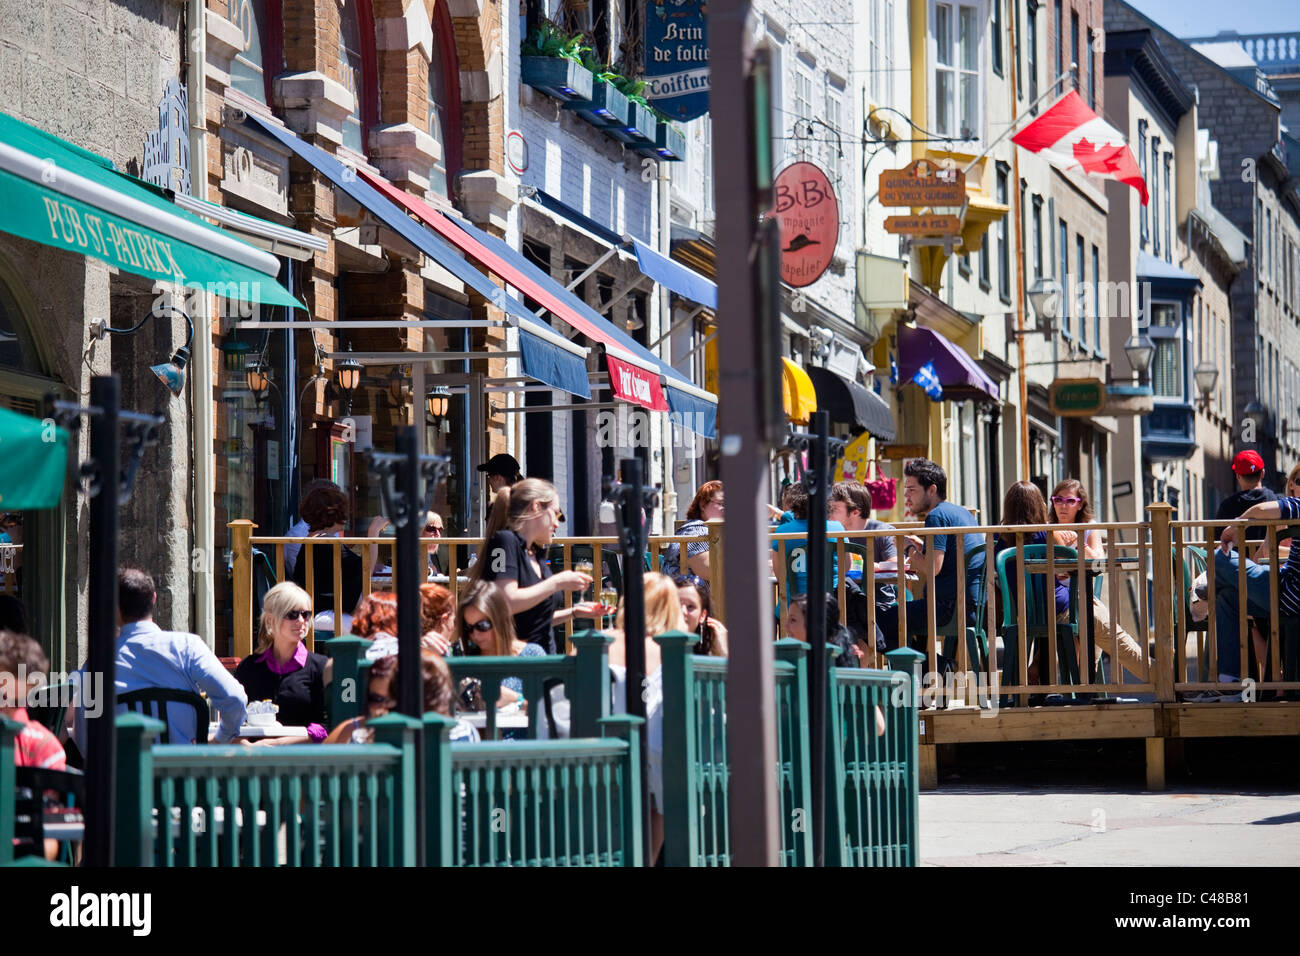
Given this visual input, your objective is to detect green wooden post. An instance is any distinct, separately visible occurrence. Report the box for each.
[885,648,924,867]
[421,712,456,867]
[570,630,613,738]
[773,639,814,866]
[0,717,18,864]
[115,713,165,867]
[368,713,421,866]
[655,630,699,866]
[324,636,374,726]
[600,714,645,867]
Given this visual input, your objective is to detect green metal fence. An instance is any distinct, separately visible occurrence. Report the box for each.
[115,712,419,866]
[658,636,920,867]
[826,649,923,866]
[424,713,643,867]
[0,717,17,865]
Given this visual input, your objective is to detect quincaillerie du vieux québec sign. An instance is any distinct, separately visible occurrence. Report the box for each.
[643,0,710,122]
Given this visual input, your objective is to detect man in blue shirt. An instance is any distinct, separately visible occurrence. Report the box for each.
[875,459,985,657]
[1212,495,1300,689]
[74,568,247,750]
[771,482,844,614]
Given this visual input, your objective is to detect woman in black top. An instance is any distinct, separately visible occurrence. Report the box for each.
[234,581,329,743]
[290,483,364,633]
[469,478,603,653]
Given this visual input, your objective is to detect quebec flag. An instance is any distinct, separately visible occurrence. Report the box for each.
[911,361,943,400]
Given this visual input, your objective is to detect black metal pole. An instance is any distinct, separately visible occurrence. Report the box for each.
[617,457,651,864]
[805,410,829,867]
[84,375,120,867]
[394,425,426,865]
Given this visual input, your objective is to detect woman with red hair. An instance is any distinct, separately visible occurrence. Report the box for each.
[661,481,723,580]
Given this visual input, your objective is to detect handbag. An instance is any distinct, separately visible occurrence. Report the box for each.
[864,463,896,511]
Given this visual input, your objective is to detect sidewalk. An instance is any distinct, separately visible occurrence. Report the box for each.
[920,788,1300,866]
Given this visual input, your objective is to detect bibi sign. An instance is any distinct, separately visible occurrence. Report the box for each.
[774,161,838,288]
[643,0,709,121]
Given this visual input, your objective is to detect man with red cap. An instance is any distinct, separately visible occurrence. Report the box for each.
[1214,450,1274,546]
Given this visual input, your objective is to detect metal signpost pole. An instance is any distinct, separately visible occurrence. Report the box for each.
[714,0,781,864]
[804,410,829,866]
[84,375,120,868]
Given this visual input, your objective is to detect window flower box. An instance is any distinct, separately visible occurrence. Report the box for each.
[562,76,631,131]
[521,56,593,103]
[609,101,657,148]
[637,122,686,161]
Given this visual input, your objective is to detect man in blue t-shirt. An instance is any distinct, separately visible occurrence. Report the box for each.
[875,458,985,657]
[771,483,844,615]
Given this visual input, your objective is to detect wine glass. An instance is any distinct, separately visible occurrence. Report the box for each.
[599,587,618,625]
[574,558,594,602]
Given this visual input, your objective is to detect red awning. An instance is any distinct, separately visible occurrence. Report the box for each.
[359,170,669,411]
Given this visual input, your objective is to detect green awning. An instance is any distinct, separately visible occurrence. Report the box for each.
[0,406,69,511]
[0,111,303,311]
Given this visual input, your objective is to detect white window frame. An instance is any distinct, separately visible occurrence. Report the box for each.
[1149,299,1184,402]
[824,80,845,186]
[929,0,984,146]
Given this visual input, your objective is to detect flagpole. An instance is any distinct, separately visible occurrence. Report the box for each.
[962,66,1076,176]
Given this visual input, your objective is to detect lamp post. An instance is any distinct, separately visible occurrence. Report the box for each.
[1014,277,1061,480]
[425,385,451,420]
[1193,361,1219,404]
[1123,334,1156,381]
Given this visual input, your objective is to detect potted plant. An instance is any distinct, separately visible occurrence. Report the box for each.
[520,22,594,103]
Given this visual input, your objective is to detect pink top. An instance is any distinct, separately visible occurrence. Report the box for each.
[258,641,308,675]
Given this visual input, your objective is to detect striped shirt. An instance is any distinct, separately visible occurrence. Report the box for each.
[1278,498,1300,617]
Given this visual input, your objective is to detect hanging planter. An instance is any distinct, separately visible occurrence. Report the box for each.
[521,56,594,103]
[609,101,657,148]
[563,76,631,131]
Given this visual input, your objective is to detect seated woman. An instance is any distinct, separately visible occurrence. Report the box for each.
[420,582,455,655]
[290,484,363,635]
[1048,479,1146,682]
[660,481,723,580]
[453,581,545,709]
[325,648,477,744]
[994,482,1069,689]
[351,591,399,660]
[674,574,729,656]
[784,592,861,667]
[235,582,328,743]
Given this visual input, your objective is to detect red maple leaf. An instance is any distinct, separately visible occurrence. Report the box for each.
[1072,137,1126,174]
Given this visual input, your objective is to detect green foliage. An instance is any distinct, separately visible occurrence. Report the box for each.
[521,21,591,65]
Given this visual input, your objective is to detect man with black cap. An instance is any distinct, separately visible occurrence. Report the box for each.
[477,453,523,495]
[1214,450,1275,546]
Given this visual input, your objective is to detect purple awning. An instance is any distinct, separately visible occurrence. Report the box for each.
[897,324,998,401]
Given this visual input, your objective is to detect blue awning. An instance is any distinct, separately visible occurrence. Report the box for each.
[532,188,717,308]
[243,115,590,399]
[437,211,719,437]
[630,239,716,309]
[1136,251,1200,290]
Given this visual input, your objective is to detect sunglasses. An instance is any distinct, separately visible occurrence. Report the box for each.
[674,574,705,588]
[462,619,494,635]
[423,524,442,535]
[282,609,312,622]
[1051,496,1082,505]
[367,692,395,708]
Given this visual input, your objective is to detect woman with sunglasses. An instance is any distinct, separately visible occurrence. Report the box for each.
[453,581,544,708]
[674,575,729,656]
[234,581,329,743]
[1048,479,1146,682]
[468,478,604,653]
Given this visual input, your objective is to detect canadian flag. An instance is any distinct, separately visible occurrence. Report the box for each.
[1012,90,1149,205]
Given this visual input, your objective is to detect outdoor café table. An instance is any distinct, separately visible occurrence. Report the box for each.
[208,723,311,740]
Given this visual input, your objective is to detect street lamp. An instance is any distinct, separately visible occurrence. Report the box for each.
[1123,334,1156,380]
[245,357,271,399]
[1193,361,1219,401]
[335,347,363,415]
[1025,276,1062,333]
[425,385,451,420]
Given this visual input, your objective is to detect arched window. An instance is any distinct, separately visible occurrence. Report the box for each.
[339,0,378,155]
[426,1,462,198]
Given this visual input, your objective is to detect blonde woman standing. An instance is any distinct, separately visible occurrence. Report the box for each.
[234,581,329,743]
[471,478,604,653]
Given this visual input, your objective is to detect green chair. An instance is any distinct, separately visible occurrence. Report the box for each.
[936,544,989,673]
[996,544,1083,697]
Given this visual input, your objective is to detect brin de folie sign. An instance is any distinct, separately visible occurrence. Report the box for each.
[643,0,710,122]
[773,161,838,288]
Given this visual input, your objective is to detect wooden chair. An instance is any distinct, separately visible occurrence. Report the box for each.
[118,687,211,745]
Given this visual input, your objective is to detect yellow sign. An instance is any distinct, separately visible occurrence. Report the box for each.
[879,443,927,460]
[836,431,874,482]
